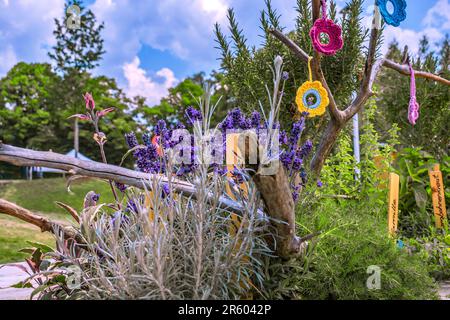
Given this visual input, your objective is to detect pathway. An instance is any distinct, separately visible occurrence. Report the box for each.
[0,263,33,300]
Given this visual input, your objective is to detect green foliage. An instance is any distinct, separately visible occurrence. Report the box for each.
[320,96,399,204]
[393,148,449,238]
[0,63,59,148]
[375,36,450,159]
[262,199,438,300]
[138,71,233,127]
[405,230,450,281]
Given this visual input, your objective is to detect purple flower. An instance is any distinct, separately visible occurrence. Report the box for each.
[115,182,127,193]
[282,71,289,81]
[185,106,202,126]
[92,193,100,202]
[125,132,138,148]
[317,180,323,188]
[299,140,313,158]
[161,184,170,198]
[291,184,301,202]
[220,116,234,130]
[279,130,288,145]
[250,111,261,128]
[154,119,167,136]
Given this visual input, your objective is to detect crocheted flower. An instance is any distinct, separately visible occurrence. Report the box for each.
[376,0,407,27]
[310,18,343,56]
[408,96,420,125]
[295,81,329,117]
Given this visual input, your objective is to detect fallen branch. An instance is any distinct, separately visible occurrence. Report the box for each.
[0,199,82,243]
[0,142,250,216]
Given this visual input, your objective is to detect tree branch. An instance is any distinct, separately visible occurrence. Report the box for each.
[343,21,381,120]
[269,13,449,175]
[269,29,308,62]
[383,59,450,86]
[0,199,82,243]
[0,142,253,216]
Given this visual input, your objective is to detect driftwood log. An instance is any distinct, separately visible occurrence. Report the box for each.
[0,142,306,258]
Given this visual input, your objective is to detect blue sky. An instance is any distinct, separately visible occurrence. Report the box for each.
[0,0,449,106]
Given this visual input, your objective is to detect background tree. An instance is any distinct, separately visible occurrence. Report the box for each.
[137,71,233,128]
[0,63,60,150]
[375,36,450,159]
[46,0,137,165]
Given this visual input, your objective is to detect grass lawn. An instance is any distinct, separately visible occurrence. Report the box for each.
[0,178,115,263]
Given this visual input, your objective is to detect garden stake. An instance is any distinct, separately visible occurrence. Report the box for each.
[388,172,400,236]
[429,164,448,229]
[225,133,253,299]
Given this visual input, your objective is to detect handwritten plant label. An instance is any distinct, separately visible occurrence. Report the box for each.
[429,164,447,229]
[388,173,400,236]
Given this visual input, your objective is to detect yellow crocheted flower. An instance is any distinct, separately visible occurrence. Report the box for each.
[295,80,329,117]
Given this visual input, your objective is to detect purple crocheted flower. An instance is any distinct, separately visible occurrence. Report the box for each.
[408,62,420,125]
[408,97,420,125]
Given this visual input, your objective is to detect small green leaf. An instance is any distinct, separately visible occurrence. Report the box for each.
[11,281,33,289]
[26,241,54,253]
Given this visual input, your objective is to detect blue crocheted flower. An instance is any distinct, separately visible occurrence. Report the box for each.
[376,0,407,27]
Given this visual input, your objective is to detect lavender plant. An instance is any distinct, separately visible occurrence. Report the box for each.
[15,56,315,300]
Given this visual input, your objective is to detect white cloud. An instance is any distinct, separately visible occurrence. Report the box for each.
[91,0,230,81]
[381,0,449,55]
[122,56,178,106]
[423,0,450,29]
[0,0,64,77]
[382,26,444,54]
[0,44,18,75]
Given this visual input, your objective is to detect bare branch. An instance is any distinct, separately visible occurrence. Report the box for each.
[0,199,82,242]
[269,29,309,62]
[0,143,252,216]
[343,21,380,120]
[383,59,450,86]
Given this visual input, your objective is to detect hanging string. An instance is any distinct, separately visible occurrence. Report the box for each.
[408,61,420,125]
[321,0,327,20]
[308,56,313,82]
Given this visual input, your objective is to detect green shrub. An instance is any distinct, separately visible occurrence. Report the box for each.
[404,230,450,281]
[262,199,439,300]
[393,148,449,238]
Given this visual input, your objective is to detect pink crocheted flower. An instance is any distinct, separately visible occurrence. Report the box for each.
[310,18,343,56]
[408,96,420,125]
[407,63,420,125]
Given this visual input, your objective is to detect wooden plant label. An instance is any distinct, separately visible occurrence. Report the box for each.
[429,164,447,229]
[388,173,400,236]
